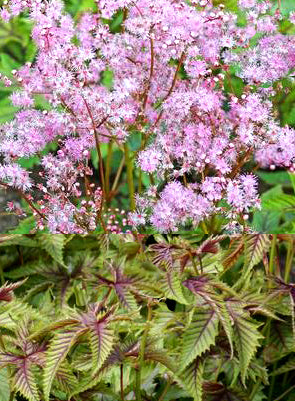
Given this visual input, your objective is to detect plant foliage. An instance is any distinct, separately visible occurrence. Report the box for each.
[0,233,294,401]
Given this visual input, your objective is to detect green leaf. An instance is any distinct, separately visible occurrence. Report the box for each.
[162,270,189,305]
[222,237,244,270]
[227,301,263,384]
[271,358,295,376]
[13,360,39,401]
[0,369,10,401]
[213,0,237,11]
[263,194,295,212]
[251,210,281,233]
[89,324,114,376]
[8,216,36,234]
[43,328,85,401]
[54,363,77,394]
[257,171,292,187]
[0,96,18,123]
[181,308,218,369]
[0,234,37,247]
[263,321,295,363]
[0,53,21,76]
[38,234,65,265]
[180,357,204,401]
[244,234,271,269]
[288,172,295,194]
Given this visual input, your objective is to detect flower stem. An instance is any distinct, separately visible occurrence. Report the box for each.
[124,143,135,211]
[105,141,113,203]
[269,234,277,276]
[284,239,293,283]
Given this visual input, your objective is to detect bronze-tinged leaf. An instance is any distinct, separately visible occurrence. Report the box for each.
[13,360,40,401]
[196,235,227,255]
[0,279,27,302]
[222,237,244,270]
[203,381,248,401]
[150,242,180,270]
[244,234,271,271]
[180,357,204,400]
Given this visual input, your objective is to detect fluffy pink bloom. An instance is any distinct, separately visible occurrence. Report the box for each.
[0,0,294,233]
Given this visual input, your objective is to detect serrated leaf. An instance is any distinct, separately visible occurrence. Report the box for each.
[0,369,10,401]
[114,285,138,311]
[13,360,39,401]
[180,357,204,401]
[43,327,85,401]
[271,358,295,376]
[234,235,272,290]
[263,321,295,363]
[181,309,218,369]
[0,279,27,302]
[89,324,114,376]
[226,300,263,384]
[263,194,295,211]
[0,235,37,247]
[222,237,244,270]
[244,235,271,269]
[38,235,65,265]
[183,277,234,359]
[54,362,77,394]
[162,270,189,305]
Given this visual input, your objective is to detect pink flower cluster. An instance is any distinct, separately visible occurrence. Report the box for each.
[0,0,294,233]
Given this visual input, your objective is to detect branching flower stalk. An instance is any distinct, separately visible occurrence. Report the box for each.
[0,233,294,400]
[0,1,295,233]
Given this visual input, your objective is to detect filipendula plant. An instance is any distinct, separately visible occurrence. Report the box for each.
[0,1,295,233]
[0,233,294,400]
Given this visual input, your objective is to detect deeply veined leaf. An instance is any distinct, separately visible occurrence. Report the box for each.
[222,237,244,269]
[4,262,42,279]
[89,323,114,376]
[38,234,65,266]
[244,234,271,270]
[43,327,85,401]
[271,358,295,376]
[212,297,234,360]
[162,270,189,304]
[202,381,249,401]
[144,348,177,373]
[234,235,271,290]
[54,362,77,394]
[0,368,10,401]
[0,234,37,247]
[263,321,295,363]
[181,308,218,369]
[183,277,234,358]
[180,357,204,401]
[114,284,138,311]
[0,300,41,330]
[227,300,263,384]
[263,194,295,211]
[28,319,80,341]
[13,360,39,401]
[0,279,27,302]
